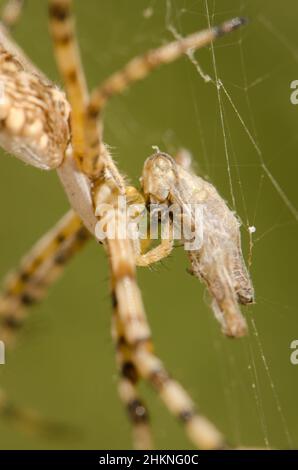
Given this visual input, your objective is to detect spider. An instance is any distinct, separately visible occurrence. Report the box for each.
[0,0,253,449]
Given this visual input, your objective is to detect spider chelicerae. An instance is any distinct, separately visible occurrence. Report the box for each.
[0,0,253,449]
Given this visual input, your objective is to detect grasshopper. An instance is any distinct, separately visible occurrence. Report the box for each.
[141,151,254,338]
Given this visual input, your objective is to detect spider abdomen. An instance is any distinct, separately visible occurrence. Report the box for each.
[0,42,70,170]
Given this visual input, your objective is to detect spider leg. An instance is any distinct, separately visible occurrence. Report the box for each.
[94,180,224,449]
[133,348,225,450]
[93,177,155,448]
[135,220,173,268]
[112,310,153,450]
[125,186,174,267]
[0,210,89,436]
[1,0,24,30]
[48,0,125,192]
[111,236,224,449]
[48,0,88,171]
[0,210,90,347]
[135,238,173,267]
[85,17,247,179]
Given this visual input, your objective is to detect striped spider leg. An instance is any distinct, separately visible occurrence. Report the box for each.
[84,17,247,180]
[93,175,224,450]
[141,151,254,338]
[0,210,89,348]
[112,305,153,450]
[0,210,90,434]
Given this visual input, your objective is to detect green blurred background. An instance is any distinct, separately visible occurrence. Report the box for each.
[0,0,297,450]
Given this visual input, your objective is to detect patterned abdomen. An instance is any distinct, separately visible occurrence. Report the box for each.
[0,44,70,170]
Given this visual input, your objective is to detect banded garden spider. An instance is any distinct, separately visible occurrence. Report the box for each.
[0,0,253,449]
